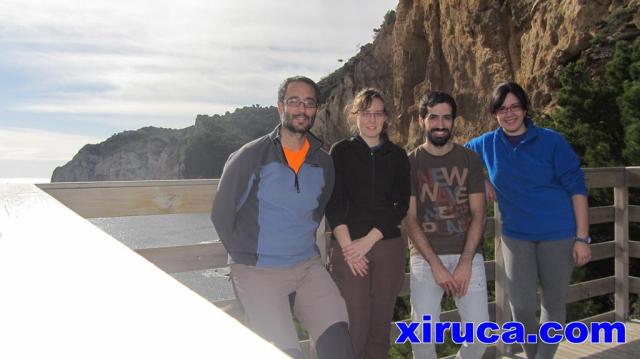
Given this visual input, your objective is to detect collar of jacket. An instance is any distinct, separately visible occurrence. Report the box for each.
[353,133,393,153]
[497,117,540,145]
[268,124,324,152]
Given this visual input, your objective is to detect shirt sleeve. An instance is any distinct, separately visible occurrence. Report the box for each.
[467,151,485,194]
[318,151,335,215]
[210,147,256,253]
[325,143,348,230]
[376,148,411,238]
[553,133,588,195]
[390,149,411,221]
[464,137,479,153]
[409,151,419,197]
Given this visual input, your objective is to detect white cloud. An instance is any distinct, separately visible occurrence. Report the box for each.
[0,127,102,161]
[0,0,395,123]
[0,0,396,177]
[17,99,236,121]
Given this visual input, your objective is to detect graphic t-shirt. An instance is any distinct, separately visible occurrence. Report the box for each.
[408,144,485,255]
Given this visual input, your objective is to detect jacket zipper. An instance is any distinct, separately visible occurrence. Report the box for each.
[278,143,301,193]
[370,149,375,204]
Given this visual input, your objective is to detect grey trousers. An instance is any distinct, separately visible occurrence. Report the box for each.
[410,253,489,359]
[501,236,575,359]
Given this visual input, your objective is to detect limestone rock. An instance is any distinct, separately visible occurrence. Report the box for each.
[51,127,188,182]
[315,0,639,149]
[51,106,278,182]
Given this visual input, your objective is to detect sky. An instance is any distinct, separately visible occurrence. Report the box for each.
[0,0,397,180]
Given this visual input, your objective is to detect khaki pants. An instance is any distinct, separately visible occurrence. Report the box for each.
[231,256,352,358]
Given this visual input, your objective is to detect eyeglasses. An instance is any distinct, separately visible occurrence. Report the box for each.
[360,111,386,120]
[284,97,318,109]
[496,103,523,115]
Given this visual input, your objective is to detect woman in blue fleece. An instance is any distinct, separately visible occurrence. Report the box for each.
[466,82,591,359]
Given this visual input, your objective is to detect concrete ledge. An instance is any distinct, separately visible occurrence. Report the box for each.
[0,184,287,359]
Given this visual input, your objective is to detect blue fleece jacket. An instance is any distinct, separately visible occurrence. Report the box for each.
[465,119,587,241]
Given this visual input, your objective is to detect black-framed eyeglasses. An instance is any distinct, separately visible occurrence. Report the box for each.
[496,103,523,115]
[284,97,318,109]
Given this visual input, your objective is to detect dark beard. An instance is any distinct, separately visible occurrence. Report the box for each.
[282,112,313,134]
[427,128,452,147]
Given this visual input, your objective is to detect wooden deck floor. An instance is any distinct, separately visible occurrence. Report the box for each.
[509,320,640,359]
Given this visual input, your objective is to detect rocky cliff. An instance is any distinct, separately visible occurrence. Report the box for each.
[317,0,640,149]
[52,127,189,181]
[51,106,278,181]
[53,0,639,181]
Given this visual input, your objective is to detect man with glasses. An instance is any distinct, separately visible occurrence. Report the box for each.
[404,91,489,359]
[211,76,353,359]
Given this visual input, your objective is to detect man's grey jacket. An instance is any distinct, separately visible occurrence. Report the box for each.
[211,125,334,267]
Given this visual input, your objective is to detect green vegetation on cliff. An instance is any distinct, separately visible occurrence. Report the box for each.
[539,35,640,322]
[542,37,640,168]
[183,105,279,178]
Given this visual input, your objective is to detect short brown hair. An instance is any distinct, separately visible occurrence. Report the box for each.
[344,88,393,134]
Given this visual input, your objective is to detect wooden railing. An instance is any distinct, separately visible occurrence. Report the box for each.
[34,167,640,358]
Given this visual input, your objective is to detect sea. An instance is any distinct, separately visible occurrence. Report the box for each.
[89,213,234,303]
[2,178,235,303]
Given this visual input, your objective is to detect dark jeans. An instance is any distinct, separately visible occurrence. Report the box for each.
[328,237,406,359]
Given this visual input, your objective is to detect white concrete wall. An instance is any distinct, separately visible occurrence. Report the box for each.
[0,184,288,359]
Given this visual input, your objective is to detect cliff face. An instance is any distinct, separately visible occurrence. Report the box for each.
[54,0,639,181]
[51,106,279,182]
[314,11,396,146]
[316,0,640,149]
[52,127,189,181]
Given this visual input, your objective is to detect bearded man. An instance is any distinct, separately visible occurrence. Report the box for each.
[211,76,353,359]
[404,91,490,359]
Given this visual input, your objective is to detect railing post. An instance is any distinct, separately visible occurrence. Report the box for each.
[614,170,629,321]
[493,203,512,357]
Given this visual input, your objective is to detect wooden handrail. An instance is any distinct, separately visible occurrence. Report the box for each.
[584,167,625,188]
[38,179,219,218]
[34,167,639,219]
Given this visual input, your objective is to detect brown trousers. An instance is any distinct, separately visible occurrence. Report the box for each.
[231,256,350,357]
[328,237,406,359]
